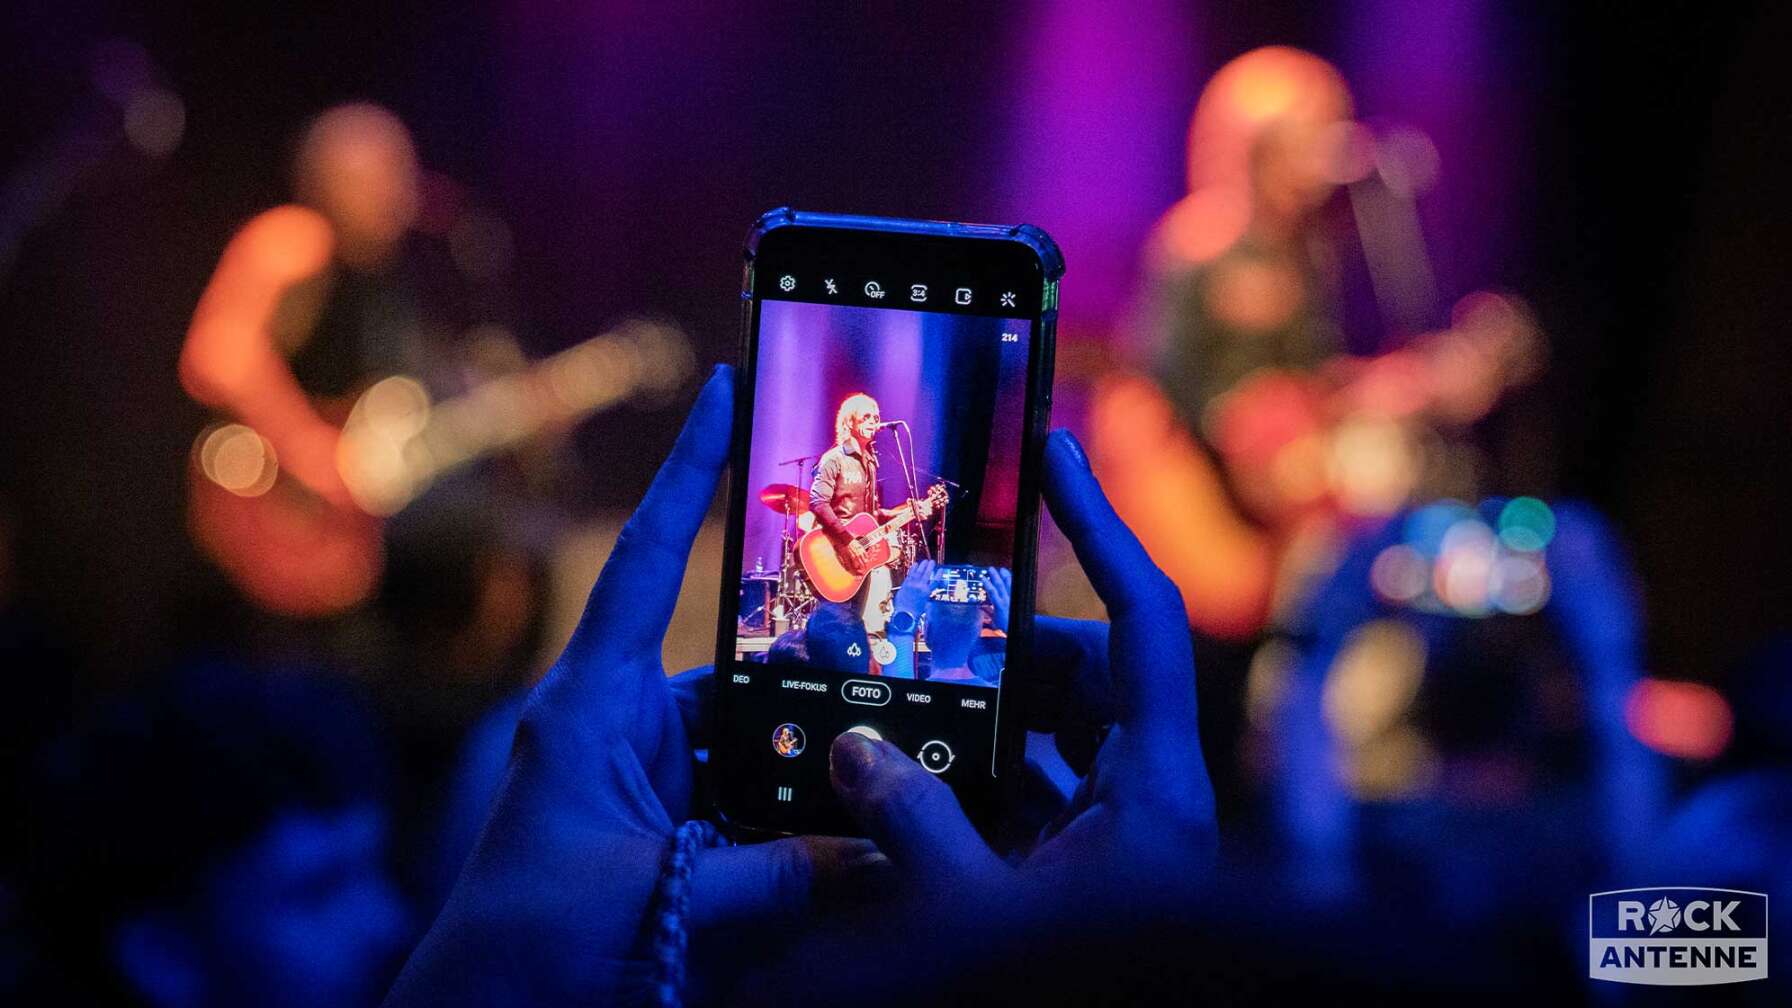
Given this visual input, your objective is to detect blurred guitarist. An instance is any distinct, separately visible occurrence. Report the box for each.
[184,103,430,515]
[1101,47,1538,641]
[180,104,548,770]
[808,392,933,634]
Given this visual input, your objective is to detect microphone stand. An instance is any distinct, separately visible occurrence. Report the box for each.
[905,467,959,560]
[881,421,934,563]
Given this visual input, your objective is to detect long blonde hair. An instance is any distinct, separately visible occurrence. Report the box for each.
[834,392,880,447]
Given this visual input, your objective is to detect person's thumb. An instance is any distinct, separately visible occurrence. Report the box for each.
[828,731,1007,884]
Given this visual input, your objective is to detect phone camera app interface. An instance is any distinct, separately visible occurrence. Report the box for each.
[724,293,1033,821]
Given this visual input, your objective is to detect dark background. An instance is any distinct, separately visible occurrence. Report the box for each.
[1,0,1786,697]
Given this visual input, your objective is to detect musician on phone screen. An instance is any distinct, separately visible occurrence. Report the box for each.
[808,392,933,636]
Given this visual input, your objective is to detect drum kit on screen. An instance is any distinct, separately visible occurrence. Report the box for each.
[739,479,811,639]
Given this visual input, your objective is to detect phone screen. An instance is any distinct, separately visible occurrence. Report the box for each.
[713,212,1059,836]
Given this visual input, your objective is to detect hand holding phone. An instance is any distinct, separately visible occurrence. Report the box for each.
[724,430,1218,1003]
[388,369,1210,1007]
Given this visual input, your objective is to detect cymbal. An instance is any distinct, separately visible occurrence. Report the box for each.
[758,483,806,515]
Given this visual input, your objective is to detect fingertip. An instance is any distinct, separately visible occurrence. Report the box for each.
[696,361,735,415]
[673,363,735,465]
[1044,427,1089,474]
[580,365,733,658]
[1040,427,1179,623]
[1042,427,1106,533]
[825,732,996,877]
[1043,428,1098,506]
[829,730,882,792]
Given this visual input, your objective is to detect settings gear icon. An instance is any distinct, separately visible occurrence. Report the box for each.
[1647,897,1682,934]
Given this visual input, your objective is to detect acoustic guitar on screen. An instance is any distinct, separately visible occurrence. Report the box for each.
[797,483,948,603]
[187,321,690,618]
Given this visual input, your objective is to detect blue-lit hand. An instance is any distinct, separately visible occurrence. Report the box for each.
[966,430,1213,865]
[986,565,1013,633]
[1544,501,1665,871]
[1544,501,1643,661]
[894,558,934,621]
[727,430,1215,1001]
[385,366,869,1006]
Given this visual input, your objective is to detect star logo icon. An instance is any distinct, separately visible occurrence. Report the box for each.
[1647,897,1682,935]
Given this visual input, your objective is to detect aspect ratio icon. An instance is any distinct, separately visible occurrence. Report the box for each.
[910,284,928,302]
[864,281,886,299]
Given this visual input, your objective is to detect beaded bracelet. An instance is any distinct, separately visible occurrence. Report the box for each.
[652,819,723,1008]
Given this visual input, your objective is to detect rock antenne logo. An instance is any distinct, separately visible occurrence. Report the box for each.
[1589,887,1767,986]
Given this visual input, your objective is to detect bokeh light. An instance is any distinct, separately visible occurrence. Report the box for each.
[196,423,277,497]
[1324,620,1432,798]
[1497,496,1555,552]
[1370,543,1428,603]
[1434,517,1497,616]
[123,88,185,158]
[1328,415,1415,516]
[1624,678,1734,761]
[1324,619,1428,746]
[1245,638,1298,724]
[339,376,432,516]
[1402,499,1474,557]
[1381,498,1561,618]
[1493,552,1551,615]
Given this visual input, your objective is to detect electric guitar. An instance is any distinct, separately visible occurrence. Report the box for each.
[797,483,948,603]
[187,320,690,617]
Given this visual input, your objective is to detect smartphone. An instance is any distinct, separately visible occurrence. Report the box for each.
[712,208,1062,837]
